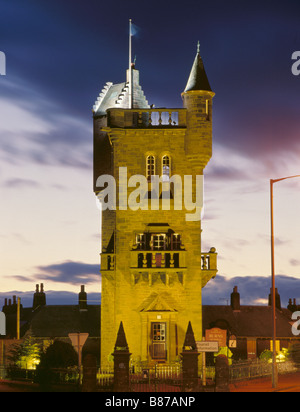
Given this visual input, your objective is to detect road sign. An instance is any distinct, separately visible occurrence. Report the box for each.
[196,341,219,353]
[68,333,89,353]
[68,333,89,383]
[229,335,237,348]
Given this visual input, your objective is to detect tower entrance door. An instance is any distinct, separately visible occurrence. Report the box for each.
[151,322,167,360]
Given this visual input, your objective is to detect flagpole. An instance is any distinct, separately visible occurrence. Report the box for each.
[129,19,132,109]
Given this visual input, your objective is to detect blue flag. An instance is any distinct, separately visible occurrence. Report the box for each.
[130,22,140,37]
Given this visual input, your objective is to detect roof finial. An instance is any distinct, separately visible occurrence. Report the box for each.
[197,41,200,54]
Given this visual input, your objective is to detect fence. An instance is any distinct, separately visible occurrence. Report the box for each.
[2,360,298,391]
[229,360,297,382]
[130,364,182,392]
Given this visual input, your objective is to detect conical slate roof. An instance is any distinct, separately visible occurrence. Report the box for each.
[114,321,129,351]
[183,321,197,351]
[184,44,212,92]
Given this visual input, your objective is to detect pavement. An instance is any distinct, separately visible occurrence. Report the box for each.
[2,372,300,392]
[230,371,300,392]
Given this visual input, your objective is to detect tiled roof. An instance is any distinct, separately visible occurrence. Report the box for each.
[26,305,100,338]
[202,305,294,338]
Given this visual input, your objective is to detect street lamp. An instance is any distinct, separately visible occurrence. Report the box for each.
[270,175,300,388]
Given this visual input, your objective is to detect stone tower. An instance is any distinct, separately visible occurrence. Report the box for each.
[93,44,217,367]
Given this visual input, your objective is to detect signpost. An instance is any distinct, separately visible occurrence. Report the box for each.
[68,333,89,383]
[205,327,227,347]
[197,337,220,387]
[196,341,219,353]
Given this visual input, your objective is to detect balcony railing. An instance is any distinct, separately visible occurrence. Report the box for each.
[107,108,187,129]
[201,249,217,271]
[101,248,217,276]
[130,250,186,270]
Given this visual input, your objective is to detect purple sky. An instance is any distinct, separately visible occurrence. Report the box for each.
[0,0,300,307]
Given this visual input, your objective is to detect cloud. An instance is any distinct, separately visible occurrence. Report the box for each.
[0,77,92,171]
[2,178,40,189]
[202,274,300,307]
[11,261,101,286]
[291,259,300,267]
[35,261,101,284]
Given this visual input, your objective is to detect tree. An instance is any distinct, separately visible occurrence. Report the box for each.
[39,340,78,369]
[7,338,42,370]
[36,340,78,386]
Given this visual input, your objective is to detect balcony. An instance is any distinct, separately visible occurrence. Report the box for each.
[100,247,217,288]
[201,248,218,288]
[130,250,186,271]
[107,108,187,129]
[101,248,217,272]
[101,253,115,272]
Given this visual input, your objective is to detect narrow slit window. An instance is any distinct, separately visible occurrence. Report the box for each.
[206,99,210,120]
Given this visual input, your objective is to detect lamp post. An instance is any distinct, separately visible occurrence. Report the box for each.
[270,175,300,388]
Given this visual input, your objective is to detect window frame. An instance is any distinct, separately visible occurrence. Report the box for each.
[162,155,171,181]
[146,155,155,183]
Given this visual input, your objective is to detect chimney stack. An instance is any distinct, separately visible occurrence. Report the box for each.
[268,288,281,311]
[231,286,240,311]
[32,283,46,310]
[79,285,87,311]
[2,296,22,315]
[288,298,298,312]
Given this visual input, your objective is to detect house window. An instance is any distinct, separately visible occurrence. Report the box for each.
[152,234,167,251]
[152,322,167,360]
[162,155,170,181]
[136,234,146,250]
[146,155,155,182]
[171,234,181,250]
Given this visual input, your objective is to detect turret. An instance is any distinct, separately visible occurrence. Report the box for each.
[181,42,215,172]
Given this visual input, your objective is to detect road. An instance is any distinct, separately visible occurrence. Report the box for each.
[230,371,300,392]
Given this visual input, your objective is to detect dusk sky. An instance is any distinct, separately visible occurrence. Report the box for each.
[1,0,300,308]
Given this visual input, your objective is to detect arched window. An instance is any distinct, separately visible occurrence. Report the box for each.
[162,155,170,181]
[146,155,155,182]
